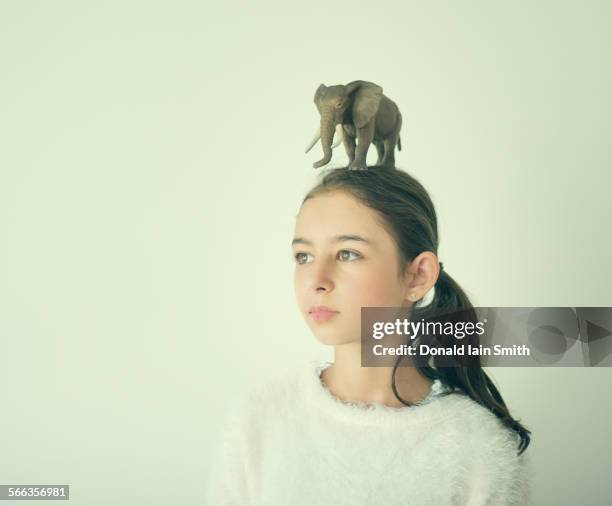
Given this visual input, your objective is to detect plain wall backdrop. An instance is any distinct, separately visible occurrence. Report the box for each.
[1,1,611,505]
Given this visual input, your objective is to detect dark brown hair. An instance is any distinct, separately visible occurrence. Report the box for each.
[302,166,531,456]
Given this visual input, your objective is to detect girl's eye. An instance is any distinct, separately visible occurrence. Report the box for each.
[294,250,361,264]
[337,250,360,261]
[294,252,312,264]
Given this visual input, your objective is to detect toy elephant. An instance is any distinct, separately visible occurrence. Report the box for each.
[305,80,402,170]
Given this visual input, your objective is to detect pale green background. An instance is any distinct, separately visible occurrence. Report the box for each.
[1,1,610,505]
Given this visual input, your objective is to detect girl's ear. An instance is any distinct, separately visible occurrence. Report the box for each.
[403,253,440,299]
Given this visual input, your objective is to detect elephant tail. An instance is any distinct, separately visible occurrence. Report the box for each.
[398,134,402,151]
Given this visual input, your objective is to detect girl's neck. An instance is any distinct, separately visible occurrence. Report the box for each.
[321,345,434,407]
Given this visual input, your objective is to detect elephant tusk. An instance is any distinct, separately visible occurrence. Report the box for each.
[305,126,321,154]
[331,123,343,149]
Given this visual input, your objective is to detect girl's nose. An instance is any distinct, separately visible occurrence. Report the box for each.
[310,264,334,293]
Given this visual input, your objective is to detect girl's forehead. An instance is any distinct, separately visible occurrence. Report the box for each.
[298,191,375,221]
[294,198,391,247]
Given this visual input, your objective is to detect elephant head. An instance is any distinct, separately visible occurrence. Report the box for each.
[306,81,383,169]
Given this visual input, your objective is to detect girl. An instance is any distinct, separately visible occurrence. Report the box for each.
[206,167,532,505]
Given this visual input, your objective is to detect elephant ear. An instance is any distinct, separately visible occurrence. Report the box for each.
[314,84,326,109]
[345,80,383,129]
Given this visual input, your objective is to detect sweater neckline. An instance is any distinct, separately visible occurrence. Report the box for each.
[302,359,461,426]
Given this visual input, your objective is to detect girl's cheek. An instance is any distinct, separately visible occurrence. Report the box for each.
[362,283,399,306]
[353,289,384,307]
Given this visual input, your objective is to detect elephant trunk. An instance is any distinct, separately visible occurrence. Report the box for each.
[313,112,336,169]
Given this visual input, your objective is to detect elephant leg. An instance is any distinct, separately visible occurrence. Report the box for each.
[381,112,402,168]
[381,137,397,168]
[349,122,375,170]
[374,142,384,165]
[342,134,356,168]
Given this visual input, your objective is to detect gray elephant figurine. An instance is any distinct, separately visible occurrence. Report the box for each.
[305,80,402,170]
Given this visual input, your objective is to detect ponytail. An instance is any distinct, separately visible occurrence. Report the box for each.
[404,269,531,455]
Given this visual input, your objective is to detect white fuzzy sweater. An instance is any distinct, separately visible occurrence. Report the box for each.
[205,360,532,505]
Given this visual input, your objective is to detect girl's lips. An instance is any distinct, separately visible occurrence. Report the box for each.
[310,310,339,322]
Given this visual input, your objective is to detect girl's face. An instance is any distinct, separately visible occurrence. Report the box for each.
[292,190,412,346]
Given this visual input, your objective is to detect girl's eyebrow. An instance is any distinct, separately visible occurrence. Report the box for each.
[291,234,374,247]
